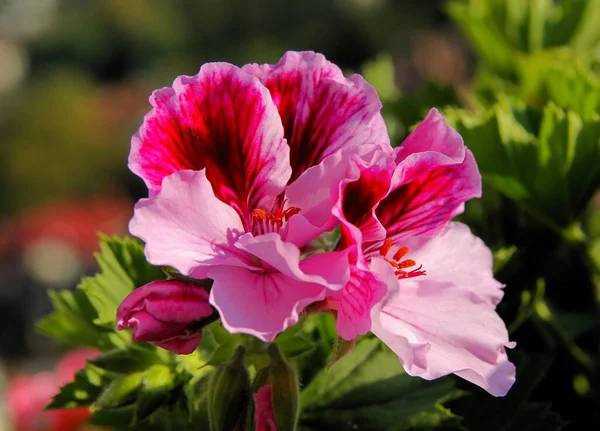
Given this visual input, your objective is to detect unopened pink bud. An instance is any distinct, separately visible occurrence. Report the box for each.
[254,385,279,431]
[116,280,213,354]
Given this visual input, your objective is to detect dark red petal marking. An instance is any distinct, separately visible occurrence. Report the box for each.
[243,51,389,183]
[376,150,480,243]
[129,63,290,223]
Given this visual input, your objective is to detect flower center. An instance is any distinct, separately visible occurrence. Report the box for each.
[379,238,426,279]
[251,200,301,236]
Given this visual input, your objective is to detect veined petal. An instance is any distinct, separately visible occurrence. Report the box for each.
[372,280,515,397]
[129,63,290,222]
[129,170,255,279]
[283,148,356,247]
[243,51,390,183]
[331,254,387,341]
[235,233,349,289]
[376,110,481,242]
[332,151,395,249]
[400,222,504,305]
[208,266,325,342]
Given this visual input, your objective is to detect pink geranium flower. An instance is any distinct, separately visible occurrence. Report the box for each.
[129,51,389,342]
[329,109,516,396]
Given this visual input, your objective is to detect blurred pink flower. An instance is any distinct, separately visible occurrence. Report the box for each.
[117,280,213,354]
[254,385,278,431]
[329,109,515,396]
[6,348,99,431]
[128,51,390,342]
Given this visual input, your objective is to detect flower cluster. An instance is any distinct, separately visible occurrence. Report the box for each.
[117,51,515,396]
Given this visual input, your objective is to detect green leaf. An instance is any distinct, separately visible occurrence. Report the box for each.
[93,372,145,410]
[299,339,464,430]
[445,100,600,226]
[447,0,600,75]
[37,288,105,349]
[81,235,165,328]
[89,346,159,374]
[135,365,177,424]
[48,364,109,409]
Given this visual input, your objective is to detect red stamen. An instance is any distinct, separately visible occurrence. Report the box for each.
[393,246,409,261]
[380,238,393,257]
[251,205,300,235]
[379,239,426,280]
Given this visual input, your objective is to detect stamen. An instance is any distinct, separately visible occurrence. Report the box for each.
[380,238,393,257]
[251,204,301,235]
[393,246,409,261]
[378,239,426,280]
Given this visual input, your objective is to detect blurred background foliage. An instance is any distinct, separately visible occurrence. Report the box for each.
[2,0,600,430]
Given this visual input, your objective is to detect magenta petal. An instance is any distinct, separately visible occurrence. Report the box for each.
[129,170,255,279]
[373,280,515,397]
[334,151,395,248]
[208,266,325,342]
[153,334,202,355]
[376,111,481,241]
[129,63,290,219]
[401,222,505,305]
[243,51,390,182]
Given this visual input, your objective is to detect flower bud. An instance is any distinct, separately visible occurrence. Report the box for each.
[116,280,213,354]
[267,344,299,431]
[208,345,251,431]
[254,385,279,431]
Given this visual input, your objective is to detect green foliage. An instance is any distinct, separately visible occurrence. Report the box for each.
[447,0,600,76]
[299,339,464,431]
[445,99,600,227]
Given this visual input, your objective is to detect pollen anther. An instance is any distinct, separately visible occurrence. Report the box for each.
[378,239,426,280]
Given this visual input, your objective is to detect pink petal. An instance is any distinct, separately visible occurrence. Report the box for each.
[129,170,255,279]
[376,110,481,242]
[332,256,387,340]
[129,63,290,221]
[243,51,390,183]
[208,233,349,341]
[400,222,505,305]
[235,233,348,289]
[283,148,357,247]
[372,280,515,397]
[208,265,325,342]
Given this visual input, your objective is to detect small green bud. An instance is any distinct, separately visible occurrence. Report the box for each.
[208,345,251,431]
[267,344,299,431]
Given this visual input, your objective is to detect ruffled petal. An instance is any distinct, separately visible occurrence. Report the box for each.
[399,222,504,305]
[332,257,387,340]
[208,266,325,342]
[334,151,395,248]
[235,232,349,289]
[243,51,390,183]
[129,170,255,279]
[129,63,290,221]
[372,279,515,397]
[376,109,481,241]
